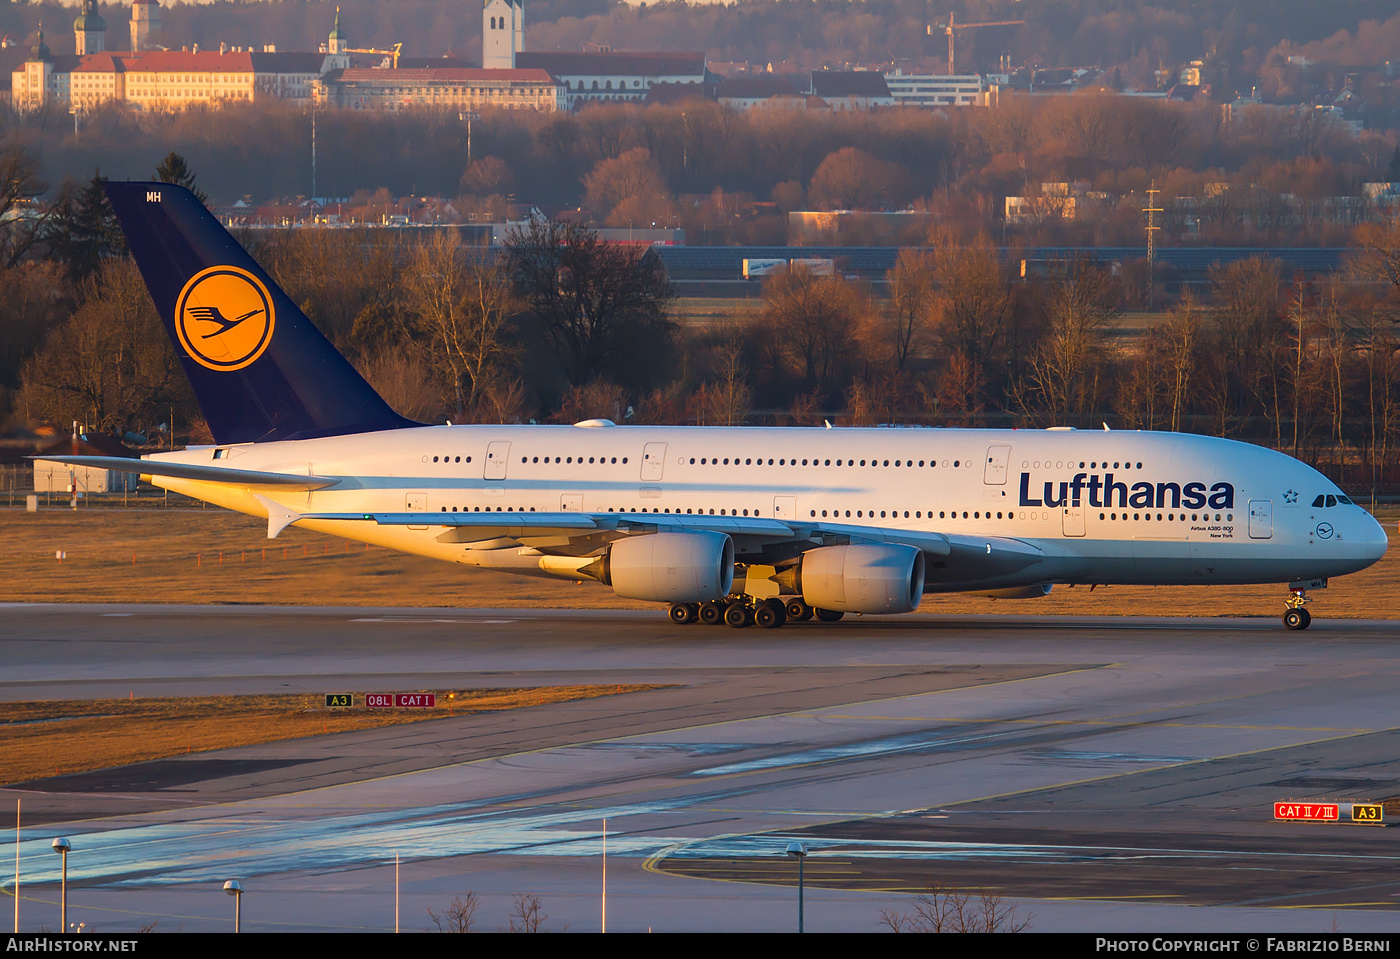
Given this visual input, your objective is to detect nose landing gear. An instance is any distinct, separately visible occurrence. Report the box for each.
[1283,588,1312,630]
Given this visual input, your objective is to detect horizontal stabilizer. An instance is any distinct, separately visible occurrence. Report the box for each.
[30,455,340,491]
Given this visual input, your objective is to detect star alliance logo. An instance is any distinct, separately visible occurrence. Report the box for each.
[1283,489,1298,504]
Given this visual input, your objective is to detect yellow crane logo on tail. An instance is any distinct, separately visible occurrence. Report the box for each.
[174,266,276,371]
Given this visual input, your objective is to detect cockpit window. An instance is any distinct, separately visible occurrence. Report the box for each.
[1325,495,1337,507]
[1337,495,1353,505]
[1312,495,1325,507]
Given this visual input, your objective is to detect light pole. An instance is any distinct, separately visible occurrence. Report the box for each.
[223,879,242,932]
[785,842,807,932]
[50,839,70,932]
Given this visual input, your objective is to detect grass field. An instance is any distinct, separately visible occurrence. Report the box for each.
[0,686,663,786]
[1,505,1396,619]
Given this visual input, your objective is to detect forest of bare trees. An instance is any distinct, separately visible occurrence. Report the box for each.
[7,92,1397,251]
[6,139,1400,492]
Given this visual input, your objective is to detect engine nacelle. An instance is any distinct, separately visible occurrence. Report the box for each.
[601,531,735,603]
[794,544,925,614]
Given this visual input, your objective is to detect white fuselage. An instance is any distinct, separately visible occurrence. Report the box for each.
[145,424,1387,592]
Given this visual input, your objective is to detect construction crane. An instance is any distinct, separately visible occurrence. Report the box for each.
[928,12,1025,76]
[345,42,404,69]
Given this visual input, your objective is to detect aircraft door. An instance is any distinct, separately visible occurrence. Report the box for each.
[1062,504,1086,537]
[484,441,510,480]
[1249,499,1273,539]
[560,493,583,512]
[774,495,797,520]
[984,445,1011,485]
[641,443,667,481]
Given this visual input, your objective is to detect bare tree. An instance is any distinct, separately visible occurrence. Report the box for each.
[403,233,520,420]
[759,266,863,400]
[507,893,548,933]
[880,881,1032,933]
[505,219,675,389]
[16,259,181,435]
[0,137,49,269]
[933,235,1013,414]
[880,249,936,373]
[427,892,479,933]
[1161,300,1200,432]
[1016,257,1122,424]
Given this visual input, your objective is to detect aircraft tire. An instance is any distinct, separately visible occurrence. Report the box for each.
[724,602,752,628]
[785,599,813,621]
[754,600,786,629]
[699,601,725,626]
[814,608,845,623]
[669,603,698,625]
[1283,608,1311,630]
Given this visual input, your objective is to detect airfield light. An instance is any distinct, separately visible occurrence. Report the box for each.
[50,838,70,932]
[223,879,243,932]
[785,842,807,933]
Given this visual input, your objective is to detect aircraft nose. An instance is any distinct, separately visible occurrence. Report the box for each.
[1361,512,1389,562]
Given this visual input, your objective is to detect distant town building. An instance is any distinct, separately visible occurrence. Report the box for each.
[883,71,985,107]
[11,2,705,117]
[515,50,709,109]
[13,1,327,111]
[318,67,563,111]
[808,71,894,110]
[715,75,805,110]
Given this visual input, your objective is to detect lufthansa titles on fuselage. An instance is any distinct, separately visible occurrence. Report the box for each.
[1018,471,1235,510]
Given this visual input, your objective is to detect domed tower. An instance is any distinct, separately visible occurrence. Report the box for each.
[74,0,106,56]
[130,0,161,54]
[328,6,347,55]
[15,26,54,111]
[30,26,51,62]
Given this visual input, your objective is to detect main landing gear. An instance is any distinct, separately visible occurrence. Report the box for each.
[667,599,845,628]
[1283,587,1312,631]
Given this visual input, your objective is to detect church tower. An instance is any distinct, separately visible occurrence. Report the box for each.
[482,0,522,70]
[130,0,161,54]
[328,6,347,55]
[73,0,106,56]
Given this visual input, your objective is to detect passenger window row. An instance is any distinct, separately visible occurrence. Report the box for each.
[1025,460,1145,470]
[1098,511,1233,522]
[523,455,628,465]
[686,456,967,468]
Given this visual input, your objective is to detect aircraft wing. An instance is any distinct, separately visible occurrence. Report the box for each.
[295,507,953,557]
[29,455,340,491]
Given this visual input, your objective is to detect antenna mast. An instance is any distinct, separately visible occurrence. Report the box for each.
[1143,181,1163,310]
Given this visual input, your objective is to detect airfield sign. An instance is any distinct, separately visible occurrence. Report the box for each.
[366,693,437,709]
[1273,802,1339,822]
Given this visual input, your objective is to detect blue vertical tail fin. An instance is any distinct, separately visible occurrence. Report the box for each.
[104,181,418,445]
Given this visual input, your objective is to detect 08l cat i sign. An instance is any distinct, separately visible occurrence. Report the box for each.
[1274,802,1339,821]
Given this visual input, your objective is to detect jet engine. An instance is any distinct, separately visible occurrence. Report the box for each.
[593,531,735,603]
[783,544,925,614]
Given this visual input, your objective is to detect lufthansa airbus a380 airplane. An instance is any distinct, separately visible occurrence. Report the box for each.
[46,183,1388,631]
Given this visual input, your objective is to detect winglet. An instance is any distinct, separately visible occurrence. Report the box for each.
[254,494,302,539]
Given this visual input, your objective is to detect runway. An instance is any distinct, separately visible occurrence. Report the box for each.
[3,603,1400,932]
